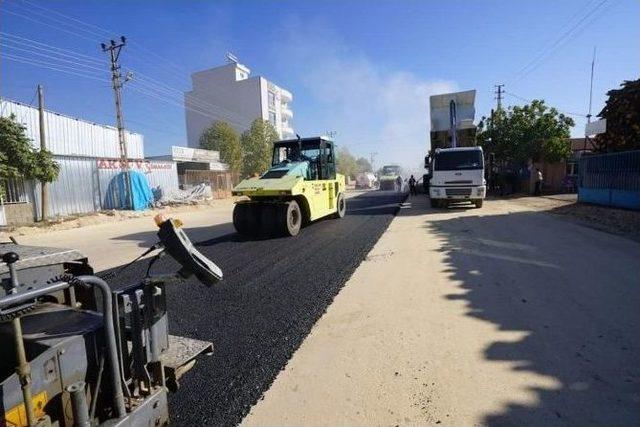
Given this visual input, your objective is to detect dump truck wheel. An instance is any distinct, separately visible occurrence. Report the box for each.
[334,193,346,218]
[430,198,438,208]
[233,203,250,235]
[474,199,483,208]
[282,200,302,236]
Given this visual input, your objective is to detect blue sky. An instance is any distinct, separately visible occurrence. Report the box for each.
[2,0,638,171]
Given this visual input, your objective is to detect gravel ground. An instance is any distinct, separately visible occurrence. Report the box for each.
[110,191,406,426]
[1,198,237,237]
[505,194,640,242]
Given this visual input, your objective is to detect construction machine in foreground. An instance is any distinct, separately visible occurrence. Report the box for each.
[1,217,222,426]
[232,136,346,238]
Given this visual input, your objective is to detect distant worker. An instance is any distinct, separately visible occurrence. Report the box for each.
[408,175,417,196]
[535,168,543,196]
[396,175,403,192]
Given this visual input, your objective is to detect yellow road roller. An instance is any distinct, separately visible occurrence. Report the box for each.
[231,136,346,237]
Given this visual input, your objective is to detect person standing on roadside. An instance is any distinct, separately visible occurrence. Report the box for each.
[408,175,417,196]
[535,168,543,196]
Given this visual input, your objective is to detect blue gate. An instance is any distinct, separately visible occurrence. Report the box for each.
[578,150,640,210]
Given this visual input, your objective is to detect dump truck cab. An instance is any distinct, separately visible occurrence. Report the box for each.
[232,137,346,237]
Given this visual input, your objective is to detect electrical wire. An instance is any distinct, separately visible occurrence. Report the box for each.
[9,0,192,84]
[504,91,587,118]
[2,54,111,82]
[511,0,609,82]
[1,31,256,126]
[1,47,253,129]
[1,32,104,65]
[2,44,107,73]
[2,4,261,123]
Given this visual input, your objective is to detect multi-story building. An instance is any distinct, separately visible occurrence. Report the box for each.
[184,58,294,148]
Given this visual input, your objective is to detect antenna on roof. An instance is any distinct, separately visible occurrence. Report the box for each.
[226,52,239,64]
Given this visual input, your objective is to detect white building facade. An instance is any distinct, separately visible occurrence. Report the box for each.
[184,60,294,148]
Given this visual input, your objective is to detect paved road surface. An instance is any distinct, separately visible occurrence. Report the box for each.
[108,190,407,426]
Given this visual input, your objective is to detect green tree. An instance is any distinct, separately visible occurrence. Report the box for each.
[199,121,243,173]
[240,119,278,176]
[477,99,574,164]
[595,79,640,152]
[336,147,358,179]
[0,114,59,198]
[355,157,372,173]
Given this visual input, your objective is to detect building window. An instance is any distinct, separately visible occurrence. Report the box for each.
[268,91,276,108]
[269,111,277,126]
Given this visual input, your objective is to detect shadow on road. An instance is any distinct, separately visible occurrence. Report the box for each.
[425,210,640,426]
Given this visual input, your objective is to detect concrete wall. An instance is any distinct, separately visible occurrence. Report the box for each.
[3,202,34,226]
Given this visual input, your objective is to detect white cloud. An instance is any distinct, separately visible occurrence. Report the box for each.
[274,20,458,173]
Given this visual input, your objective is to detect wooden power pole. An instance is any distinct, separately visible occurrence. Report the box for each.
[37,84,48,221]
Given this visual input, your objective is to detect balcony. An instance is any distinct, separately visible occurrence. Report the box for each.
[281,107,293,119]
[280,89,293,102]
[282,124,294,137]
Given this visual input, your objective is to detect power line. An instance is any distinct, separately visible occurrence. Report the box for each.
[2,9,102,43]
[2,44,107,73]
[503,91,587,118]
[9,0,192,84]
[3,2,282,137]
[2,54,111,82]
[1,32,104,64]
[10,0,108,40]
[2,31,257,127]
[126,85,250,130]
[511,0,609,82]
[3,46,253,130]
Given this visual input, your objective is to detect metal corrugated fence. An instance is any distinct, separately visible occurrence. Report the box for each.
[1,98,144,158]
[29,156,178,219]
[578,150,640,210]
[579,151,640,191]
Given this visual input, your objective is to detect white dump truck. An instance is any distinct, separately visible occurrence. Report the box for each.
[425,90,486,208]
[427,146,486,208]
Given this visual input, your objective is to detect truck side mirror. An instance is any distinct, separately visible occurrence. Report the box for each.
[424,155,430,169]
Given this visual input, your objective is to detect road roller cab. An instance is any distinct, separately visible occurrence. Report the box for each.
[232,136,346,237]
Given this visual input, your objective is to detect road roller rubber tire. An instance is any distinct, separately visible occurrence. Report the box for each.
[282,200,302,236]
[333,193,346,219]
[233,203,250,235]
[258,203,278,238]
[246,203,262,237]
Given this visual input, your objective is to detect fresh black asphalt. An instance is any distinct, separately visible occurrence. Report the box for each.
[114,191,406,426]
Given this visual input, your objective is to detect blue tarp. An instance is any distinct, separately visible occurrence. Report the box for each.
[104,171,154,210]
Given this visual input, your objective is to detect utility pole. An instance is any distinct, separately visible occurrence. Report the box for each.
[584,47,596,151]
[369,152,378,173]
[494,84,504,110]
[37,84,48,222]
[101,36,132,209]
[325,131,337,139]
